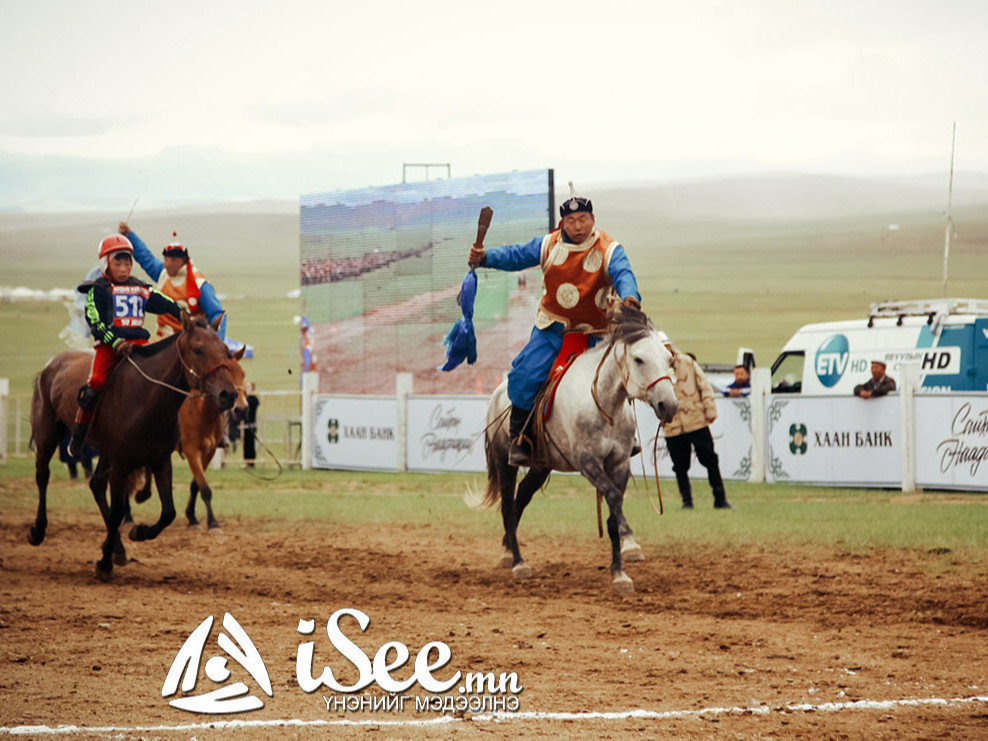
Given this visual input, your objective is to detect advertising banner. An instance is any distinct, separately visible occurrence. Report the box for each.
[311,395,398,471]
[766,395,900,485]
[633,397,754,482]
[915,394,988,491]
[407,397,490,473]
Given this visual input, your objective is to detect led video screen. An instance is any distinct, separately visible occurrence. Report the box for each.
[300,169,553,394]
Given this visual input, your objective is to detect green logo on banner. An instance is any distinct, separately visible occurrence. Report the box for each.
[789,423,808,454]
[327,418,340,444]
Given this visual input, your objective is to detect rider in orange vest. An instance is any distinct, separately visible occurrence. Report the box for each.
[118,223,227,340]
[469,188,641,466]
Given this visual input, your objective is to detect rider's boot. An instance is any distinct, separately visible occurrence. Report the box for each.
[507,405,534,468]
[68,385,98,459]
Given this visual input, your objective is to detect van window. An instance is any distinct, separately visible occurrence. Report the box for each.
[771,351,804,393]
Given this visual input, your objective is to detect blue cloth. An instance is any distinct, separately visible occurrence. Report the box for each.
[128,229,226,339]
[484,229,640,408]
[439,270,478,371]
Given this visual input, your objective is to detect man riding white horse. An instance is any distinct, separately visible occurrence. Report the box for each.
[469,186,642,466]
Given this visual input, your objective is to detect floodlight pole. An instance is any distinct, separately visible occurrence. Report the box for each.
[402,163,451,183]
[942,122,956,299]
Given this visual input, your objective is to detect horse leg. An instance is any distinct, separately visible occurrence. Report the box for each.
[96,472,129,581]
[495,455,531,580]
[186,480,200,528]
[579,456,635,593]
[28,426,61,546]
[187,451,221,530]
[130,460,176,542]
[501,467,550,569]
[88,462,127,565]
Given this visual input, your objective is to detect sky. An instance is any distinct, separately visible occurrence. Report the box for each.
[1,0,987,208]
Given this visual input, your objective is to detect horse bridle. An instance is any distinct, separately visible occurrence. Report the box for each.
[591,340,672,425]
[176,332,232,386]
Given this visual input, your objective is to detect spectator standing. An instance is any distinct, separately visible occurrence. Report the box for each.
[660,333,733,510]
[243,383,260,468]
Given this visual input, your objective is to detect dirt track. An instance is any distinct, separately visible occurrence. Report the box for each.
[2,501,988,740]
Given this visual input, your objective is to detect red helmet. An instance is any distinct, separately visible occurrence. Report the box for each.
[98,233,133,260]
[98,234,133,276]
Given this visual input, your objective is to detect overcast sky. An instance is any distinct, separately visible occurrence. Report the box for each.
[1,0,986,205]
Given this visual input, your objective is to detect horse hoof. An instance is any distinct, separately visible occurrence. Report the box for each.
[207,527,224,536]
[186,522,201,530]
[128,525,145,542]
[499,550,513,569]
[113,551,128,566]
[621,544,645,562]
[512,562,533,581]
[95,563,113,582]
[612,572,635,594]
[27,527,44,546]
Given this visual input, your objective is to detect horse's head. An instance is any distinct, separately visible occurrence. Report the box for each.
[610,303,678,424]
[229,346,249,423]
[177,313,239,412]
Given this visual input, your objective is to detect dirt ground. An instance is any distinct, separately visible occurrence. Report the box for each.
[2,500,988,740]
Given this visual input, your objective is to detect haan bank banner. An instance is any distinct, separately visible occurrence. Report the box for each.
[915,395,988,491]
[766,395,900,485]
[312,396,399,471]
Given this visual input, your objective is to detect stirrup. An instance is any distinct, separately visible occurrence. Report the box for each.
[508,439,531,467]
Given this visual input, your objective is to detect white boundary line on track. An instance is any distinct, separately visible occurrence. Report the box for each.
[3,695,987,735]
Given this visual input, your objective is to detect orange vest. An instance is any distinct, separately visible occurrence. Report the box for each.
[538,229,619,331]
[156,262,206,337]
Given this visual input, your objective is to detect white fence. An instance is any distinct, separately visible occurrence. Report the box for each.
[305,369,987,492]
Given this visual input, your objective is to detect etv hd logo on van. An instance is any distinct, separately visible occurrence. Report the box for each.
[816,334,850,388]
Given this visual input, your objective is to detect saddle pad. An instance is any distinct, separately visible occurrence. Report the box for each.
[541,332,590,422]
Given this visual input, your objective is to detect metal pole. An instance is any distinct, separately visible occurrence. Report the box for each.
[943,122,956,298]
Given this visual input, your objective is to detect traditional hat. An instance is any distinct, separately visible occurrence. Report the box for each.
[162,231,188,258]
[559,181,593,218]
[870,358,887,366]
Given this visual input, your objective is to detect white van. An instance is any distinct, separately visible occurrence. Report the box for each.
[770,298,988,395]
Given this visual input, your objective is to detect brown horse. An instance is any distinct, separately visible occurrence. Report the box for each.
[178,346,247,530]
[29,313,238,580]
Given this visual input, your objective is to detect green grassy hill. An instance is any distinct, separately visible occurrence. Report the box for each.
[2,175,986,445]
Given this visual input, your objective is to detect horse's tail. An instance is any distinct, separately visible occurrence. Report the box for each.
[482,430,502,507]
[480,406,511,508]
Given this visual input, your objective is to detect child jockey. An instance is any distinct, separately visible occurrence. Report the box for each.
[468,187,642,466]
[67,234,183,457]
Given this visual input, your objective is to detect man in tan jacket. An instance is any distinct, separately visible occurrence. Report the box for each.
[660,333,732,510]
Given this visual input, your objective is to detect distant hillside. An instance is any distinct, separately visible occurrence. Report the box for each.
[586,172,988,223]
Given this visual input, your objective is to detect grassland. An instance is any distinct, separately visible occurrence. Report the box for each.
[1,455,985,561]
[1,177,986,450]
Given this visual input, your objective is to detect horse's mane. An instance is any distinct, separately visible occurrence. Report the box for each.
[130,332,180,358]
[129,316,213,359]
[606,302,655,345]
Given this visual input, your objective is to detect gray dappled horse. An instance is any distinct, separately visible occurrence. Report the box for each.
[483,303,678,594]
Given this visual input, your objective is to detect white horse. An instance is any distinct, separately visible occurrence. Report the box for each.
[482,303,678,593]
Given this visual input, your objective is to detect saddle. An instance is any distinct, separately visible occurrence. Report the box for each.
[537,332,590,423]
